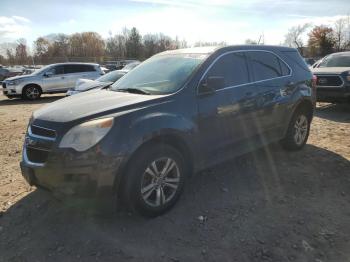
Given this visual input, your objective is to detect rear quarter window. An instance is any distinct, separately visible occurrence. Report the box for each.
[281,51,310,72]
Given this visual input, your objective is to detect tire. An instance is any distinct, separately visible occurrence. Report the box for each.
[280,108,311,151]
[22,85,42,100]
[122,144,187,217]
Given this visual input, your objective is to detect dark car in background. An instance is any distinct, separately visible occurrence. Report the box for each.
[20,45,315,217]
[312,51,350,103]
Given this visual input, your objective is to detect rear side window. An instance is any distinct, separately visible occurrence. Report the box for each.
[206,52,249,89]
[246,51,290,81]
[64,64,96,74]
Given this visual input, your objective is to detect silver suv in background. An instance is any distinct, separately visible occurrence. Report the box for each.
[2,63,104,100]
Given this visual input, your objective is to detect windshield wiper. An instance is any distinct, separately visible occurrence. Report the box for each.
[116,88,150,95]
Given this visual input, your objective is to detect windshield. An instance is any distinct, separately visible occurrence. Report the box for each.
[318,53,350,67]
[122,62,140,71]
[32,65,51,75]
[111,53,207,95]
[97,70,125,83]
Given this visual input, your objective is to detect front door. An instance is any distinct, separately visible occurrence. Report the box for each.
[197,51,256,166]
[42,65,67,92]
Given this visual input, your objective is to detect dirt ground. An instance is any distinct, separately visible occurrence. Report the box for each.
[0,94,349,262]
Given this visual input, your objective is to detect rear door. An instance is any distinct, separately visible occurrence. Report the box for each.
[63,64,99,89]
[245,51,292,139]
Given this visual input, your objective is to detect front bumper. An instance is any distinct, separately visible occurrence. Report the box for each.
[2,82,21,96]
[316,85,350,102]
[20,139,125,201]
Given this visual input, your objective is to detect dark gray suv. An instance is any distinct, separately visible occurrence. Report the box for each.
[20,45,315,217]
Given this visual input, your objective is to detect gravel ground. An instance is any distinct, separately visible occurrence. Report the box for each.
[0,94,349,262]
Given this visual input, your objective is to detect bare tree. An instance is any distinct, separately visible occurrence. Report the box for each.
[15,38,28,64]
[284,23,311,55]
[333,17,350,51]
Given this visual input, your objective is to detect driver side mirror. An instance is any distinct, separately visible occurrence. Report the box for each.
[198,76,225,95]
[44,71,54,78]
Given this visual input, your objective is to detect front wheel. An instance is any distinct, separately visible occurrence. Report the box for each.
[22,85,41,100]
[281,109,311,151]
[122,145,187,217]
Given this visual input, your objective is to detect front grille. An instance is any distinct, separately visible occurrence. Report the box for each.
[30,125,56,139]
[26,147,49,163]
[316,75,343,87]
[2,82,6,89]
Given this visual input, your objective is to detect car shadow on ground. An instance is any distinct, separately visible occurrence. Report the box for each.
[1,143,350,261]
[0,95,65,106]
[315,103,350,123]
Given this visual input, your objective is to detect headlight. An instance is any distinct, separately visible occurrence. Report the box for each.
[346,71,350,82]
[7,79,21,85]
[59,118,114,152]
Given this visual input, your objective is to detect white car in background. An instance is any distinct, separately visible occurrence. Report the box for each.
[2,62,104,100]
[66,70,126,96]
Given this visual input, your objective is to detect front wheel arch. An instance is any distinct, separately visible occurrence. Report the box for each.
[115,134,193,207]
[22,84,42,100]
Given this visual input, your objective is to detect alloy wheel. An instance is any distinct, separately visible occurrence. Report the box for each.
[294,114,308,145]
[140,157,180,207]
[25,86,40,100]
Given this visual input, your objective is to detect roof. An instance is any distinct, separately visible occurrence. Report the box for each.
[157,45,297,56]
[49,62,100,66]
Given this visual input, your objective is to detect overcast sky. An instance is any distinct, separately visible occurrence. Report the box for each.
[1,0,349,49]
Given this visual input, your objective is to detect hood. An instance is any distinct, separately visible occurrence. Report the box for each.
[5,74,33,81]
[312,67,350,75]
[74,79,111,91]
[33,89,164,123]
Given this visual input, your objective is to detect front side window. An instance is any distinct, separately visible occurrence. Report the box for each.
[47,65,64,75]
[111,53,208,95]
[206,52,249,89]
[247,51,289,81]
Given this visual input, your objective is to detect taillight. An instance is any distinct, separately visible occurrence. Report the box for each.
[312,75,317,89]
[311,75,317,107]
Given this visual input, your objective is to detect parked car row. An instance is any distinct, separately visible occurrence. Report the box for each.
[2,63,104,99]
[1,61,141,99]
[20,45,316,217]
[311,51,350,103]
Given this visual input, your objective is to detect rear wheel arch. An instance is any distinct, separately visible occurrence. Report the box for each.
[293,99,314,121]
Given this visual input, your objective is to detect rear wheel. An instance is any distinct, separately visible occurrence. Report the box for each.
[22,85,41,100]
[122,145,187,217]
[281,108,311,151]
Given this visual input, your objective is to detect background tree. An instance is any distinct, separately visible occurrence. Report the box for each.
[308,26,335,57]
[284,23,310,55]
[126,27,142,59]
[333,17,350,51]
[15,38,28,64]
[194,41,226,47]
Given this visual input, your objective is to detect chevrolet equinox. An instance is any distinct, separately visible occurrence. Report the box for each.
[20,46,315,217]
